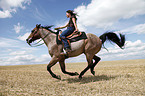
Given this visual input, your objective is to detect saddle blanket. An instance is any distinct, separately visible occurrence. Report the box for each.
[56,32,87,45]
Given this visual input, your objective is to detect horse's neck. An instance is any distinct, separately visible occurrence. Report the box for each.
[40,29,56,48]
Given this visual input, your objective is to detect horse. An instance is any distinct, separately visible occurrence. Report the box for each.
[26,24,125,80]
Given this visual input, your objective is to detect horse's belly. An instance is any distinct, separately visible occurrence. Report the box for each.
[69,40,85,57]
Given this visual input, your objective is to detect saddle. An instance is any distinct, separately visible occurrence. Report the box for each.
[56,31,87,45]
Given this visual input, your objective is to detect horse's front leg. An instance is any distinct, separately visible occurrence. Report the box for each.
[47,56,61,80]
[59,59,79,76]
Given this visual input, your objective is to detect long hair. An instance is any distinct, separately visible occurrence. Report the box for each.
[66,10,78,20]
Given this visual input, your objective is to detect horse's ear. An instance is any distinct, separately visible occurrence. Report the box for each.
[36,24,41,28]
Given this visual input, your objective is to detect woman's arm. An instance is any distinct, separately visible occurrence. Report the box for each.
[55,23,68,30]
[72,18,78,31]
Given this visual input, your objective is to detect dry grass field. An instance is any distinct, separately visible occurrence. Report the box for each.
[0,59,145,96]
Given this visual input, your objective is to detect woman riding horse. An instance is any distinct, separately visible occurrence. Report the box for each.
[26,24,125,80]
[55,10,78,53]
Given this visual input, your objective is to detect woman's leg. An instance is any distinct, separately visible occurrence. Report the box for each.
[60,27,74,49]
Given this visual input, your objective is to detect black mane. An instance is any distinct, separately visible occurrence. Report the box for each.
[41,25,58,34]
[41,25,53,31]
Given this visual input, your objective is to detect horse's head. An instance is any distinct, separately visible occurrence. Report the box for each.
[26,24,41,45]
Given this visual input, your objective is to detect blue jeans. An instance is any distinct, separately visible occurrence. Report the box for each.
[60,27,75,48]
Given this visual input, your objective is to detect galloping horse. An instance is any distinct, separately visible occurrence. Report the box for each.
[26,24,125,80]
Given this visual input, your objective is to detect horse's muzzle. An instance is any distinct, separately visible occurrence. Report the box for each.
[26,38,33,45]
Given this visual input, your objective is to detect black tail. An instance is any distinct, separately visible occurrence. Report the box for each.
[99,32,125,49]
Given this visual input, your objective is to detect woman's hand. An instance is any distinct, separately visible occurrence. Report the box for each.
[54,27,60,30]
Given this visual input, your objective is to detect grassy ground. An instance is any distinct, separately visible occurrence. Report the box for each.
[0,59,145,96]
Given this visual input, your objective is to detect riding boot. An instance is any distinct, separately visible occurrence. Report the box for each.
[60,47,71,56]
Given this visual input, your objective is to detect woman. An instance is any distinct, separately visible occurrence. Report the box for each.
[55,10,78,53]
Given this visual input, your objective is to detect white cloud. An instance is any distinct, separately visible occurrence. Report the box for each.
[120,23,145,34]
[0,37,51,66]
[18,32,30,41]
[9,51,27,55]
[34,54,51,63]
[0,37,21,48]
[77,23,87,32]
[5,54,36,65]
[0,0,31,18]
[0,52,51,66]
[14,22,24,33]
[0,10,12,18]
[74,0,145,28]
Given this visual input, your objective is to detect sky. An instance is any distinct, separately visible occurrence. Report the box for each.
[0,0,145,66]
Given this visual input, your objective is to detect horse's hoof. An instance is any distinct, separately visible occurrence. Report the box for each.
[53,75,61,80]
[56,75,61,80]
[79,75,82,79]
[91,71,95,76]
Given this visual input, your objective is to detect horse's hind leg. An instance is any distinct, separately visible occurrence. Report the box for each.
[59,59,79,76]
[90,55,101,76]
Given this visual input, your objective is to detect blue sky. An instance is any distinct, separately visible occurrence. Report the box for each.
[0,0,145,65]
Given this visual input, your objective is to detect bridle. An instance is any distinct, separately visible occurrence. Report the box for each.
[29,27,50,47]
